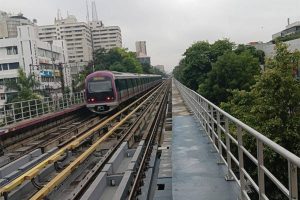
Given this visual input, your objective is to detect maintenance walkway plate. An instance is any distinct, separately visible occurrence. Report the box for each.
[172,82,239,200]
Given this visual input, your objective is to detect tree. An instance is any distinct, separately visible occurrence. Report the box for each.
[173,39,234,91]
[141,62,152,74]
[234,44,265,64]
[210,39,235,62]
[222,42,300,199]
[5,68,41,103]
[198,51,260,105]
[94,48,143,73]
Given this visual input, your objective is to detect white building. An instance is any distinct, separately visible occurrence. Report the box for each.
[38,14,123,76]
[38,15,93,76]
[135,41,147,57]
[0,25,71,105]
[272,20,300,40]
[154,65,165,72]
[0,11,34,39]
[89,21,122,51]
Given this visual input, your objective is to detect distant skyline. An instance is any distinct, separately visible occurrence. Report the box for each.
[1,0,300,72]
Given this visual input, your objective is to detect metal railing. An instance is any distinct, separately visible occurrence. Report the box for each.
[174,79,299,200]
[0,92,85,127]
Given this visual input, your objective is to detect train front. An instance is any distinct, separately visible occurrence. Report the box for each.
[85,71,118,113]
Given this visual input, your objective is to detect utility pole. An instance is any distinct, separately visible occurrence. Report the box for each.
[50,41,56,97]
[58,63,65,94]
[89,23,95,72]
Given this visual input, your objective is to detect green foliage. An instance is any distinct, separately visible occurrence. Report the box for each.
[73,47,165,91]
[198,51,260,104]
[5,68,41,103]
[234,44,265,64]
[222,42,300,199]
[173,39,234,91]
[94,47,143,73]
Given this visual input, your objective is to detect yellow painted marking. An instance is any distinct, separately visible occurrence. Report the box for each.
[0,84,162,197]
[30,83,165,200]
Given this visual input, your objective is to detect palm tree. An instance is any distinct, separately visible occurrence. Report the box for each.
[5,68,41,103]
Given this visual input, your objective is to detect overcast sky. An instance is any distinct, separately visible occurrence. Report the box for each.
[1,0,300,72]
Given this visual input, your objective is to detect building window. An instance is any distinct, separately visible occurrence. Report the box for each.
[6,46,18,55]
[2,64,8,70]
[0,93,5,100]
[9,62,19,70]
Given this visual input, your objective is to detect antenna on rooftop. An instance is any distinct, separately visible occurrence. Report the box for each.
[57,9,62,20]
[86,0,90,22]
[91,1,98,22]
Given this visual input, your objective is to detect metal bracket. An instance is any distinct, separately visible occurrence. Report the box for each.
[225,174,234,181]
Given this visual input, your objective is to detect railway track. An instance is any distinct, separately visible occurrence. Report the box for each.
[0,81,169,200]
[0,111,100,166]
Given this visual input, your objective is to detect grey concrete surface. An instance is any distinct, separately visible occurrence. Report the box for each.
[172,82,239,200]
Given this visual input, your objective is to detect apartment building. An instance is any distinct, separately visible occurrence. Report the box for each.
[0,11,34,39]
[135,41,147,57]
[39,15,92,63]
[38,15,93,75]
[0,25,71,105]
[37,9,123,75]
[89,21,122,51]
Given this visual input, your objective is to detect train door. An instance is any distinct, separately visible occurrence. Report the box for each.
[126,79,132,98]
[119,79,128,101]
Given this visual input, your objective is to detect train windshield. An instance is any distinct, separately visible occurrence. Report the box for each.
[88,77,113,93]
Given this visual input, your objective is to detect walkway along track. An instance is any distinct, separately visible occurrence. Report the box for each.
[0,81,167,199]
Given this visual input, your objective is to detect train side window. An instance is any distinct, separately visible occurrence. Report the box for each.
[127,79,132,88]
[119,79,127,90]
[132,79,135,87]
[115,79,121,92]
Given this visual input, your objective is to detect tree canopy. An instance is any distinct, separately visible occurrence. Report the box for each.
[173,39,264,105]
[221,42,300,199]
[198,51,261,104]
[94,47,143,73]
[173,39,234,91]
[5,68,41,103]
[73,47,166,91]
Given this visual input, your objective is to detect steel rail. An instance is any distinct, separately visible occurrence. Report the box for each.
[29,82,167,200]
[69,82,167,200]
[0,84,161,197]
[174,79,299,200]
[128,80,169,199]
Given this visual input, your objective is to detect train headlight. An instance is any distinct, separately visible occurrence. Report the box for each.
[88,98,95,102]
[106,97,114,101]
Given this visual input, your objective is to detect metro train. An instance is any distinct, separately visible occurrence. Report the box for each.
[85,71,162,113]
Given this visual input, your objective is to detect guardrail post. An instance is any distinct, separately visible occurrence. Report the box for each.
[237,125,245,199]
[3,105,7,125]
[28,101,32,119]
[12,103,16,123]
[21,102,24,120]
[200,99,205,128]
[42,100,45,114]
[217,111,224,164]
[257,140,265,199]
[210,106,216,149]
[35,99,38,116]
[196,96,201,121]
[225,116,233,181]
[288,161,298,200]
[206,103,211,138]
